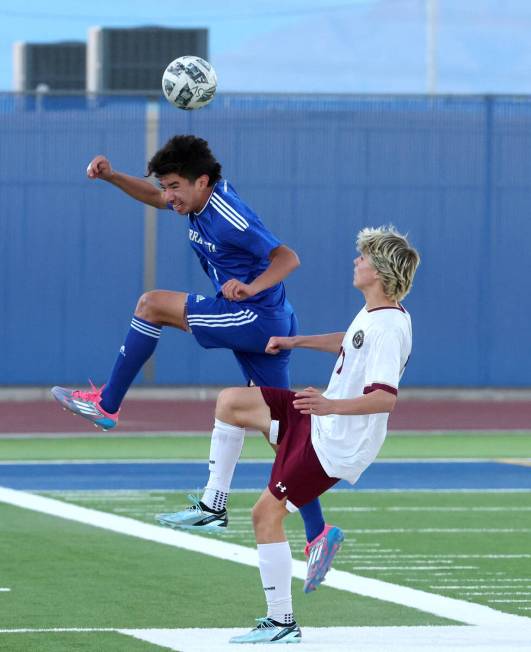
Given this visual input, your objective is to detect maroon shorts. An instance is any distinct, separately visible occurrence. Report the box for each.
[260,387,339,508]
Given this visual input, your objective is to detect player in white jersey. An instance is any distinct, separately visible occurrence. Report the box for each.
[199,225,420,645]
[311,301,412,485]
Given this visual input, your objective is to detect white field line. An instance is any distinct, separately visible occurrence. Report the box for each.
[0,459,209,465]
[0,458,528,466]
[2,626,531,652]
[344,566,477,571]
[0,628,116,632]
[8,498,528,510]
[0,486,530,629]
[430,578,531,583]
[0,458,251,465]
[0,588,10,592]
[122,625,531,652]
[12,485,529,495]
[463,592,531,596]
[489,600,531,608]
[0,432,198,439]
[320,506,531,512]
[431,584,531,589]
[344,554,531,559]
[0,458,499,463]
[386,506,531,511]
[333,489,531,493]
[434,587,531,590]
[342,528,531,533]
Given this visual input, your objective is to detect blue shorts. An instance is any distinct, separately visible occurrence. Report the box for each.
[186,293,298,388]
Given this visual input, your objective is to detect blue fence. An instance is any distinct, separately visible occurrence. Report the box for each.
[1,93,530,387]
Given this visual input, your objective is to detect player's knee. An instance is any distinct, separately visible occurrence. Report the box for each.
[252,499,283,538]
[135,291,161,321]
[216,387,247,423]
[251,501,268,531]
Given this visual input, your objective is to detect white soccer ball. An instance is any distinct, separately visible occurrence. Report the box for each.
[161,56,217,110]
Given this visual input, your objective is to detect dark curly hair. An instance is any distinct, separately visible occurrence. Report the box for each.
[146,135,222,185]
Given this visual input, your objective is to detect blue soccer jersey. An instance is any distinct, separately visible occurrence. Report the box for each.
[170,180,288,314]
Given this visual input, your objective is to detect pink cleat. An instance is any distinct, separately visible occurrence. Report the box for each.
[303,524,344,593]
[51,381,119,431]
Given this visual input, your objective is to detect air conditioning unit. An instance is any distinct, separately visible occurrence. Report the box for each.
[13,41,86,91]
[87,26,208,92]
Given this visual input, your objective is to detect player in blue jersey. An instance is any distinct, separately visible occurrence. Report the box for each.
[51,135,329,561]
[53,135,299,425]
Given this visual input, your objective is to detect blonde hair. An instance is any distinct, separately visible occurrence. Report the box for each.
[356,225,420,301]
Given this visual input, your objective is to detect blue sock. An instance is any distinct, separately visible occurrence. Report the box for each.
[299,498,326,542]
[100,316,161,413]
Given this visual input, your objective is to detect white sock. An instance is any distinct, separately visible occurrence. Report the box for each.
[201,419,245,511]
[257,541,294,625]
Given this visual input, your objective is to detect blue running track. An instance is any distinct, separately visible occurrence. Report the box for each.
[0,461,529,491]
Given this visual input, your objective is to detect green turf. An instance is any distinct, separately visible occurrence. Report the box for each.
[0,499,457,634]
[2,432,530,650]
[1,431,530,461]
[0,632,165,652]
[38,490,531,618]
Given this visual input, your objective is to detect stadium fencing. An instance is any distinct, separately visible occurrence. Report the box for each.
[1,92,529,387]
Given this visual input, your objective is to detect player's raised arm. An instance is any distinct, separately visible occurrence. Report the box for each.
[221,245,300,301]
[86,155,167,209]
[266,332,346,355]
[259,244,300,289]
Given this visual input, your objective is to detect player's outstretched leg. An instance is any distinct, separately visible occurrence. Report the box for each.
[51,291,187,430]
[50,313,161,431]
[303,523,344,593]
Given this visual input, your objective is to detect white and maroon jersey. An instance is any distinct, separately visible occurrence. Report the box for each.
[311,305,412,484]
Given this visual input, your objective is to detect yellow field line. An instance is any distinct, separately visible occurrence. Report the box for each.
[498,458,531,467]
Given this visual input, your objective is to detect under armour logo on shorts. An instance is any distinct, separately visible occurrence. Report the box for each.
[276,481,287,493]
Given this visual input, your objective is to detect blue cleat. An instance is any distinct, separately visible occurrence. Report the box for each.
[230,618,301,644]
[51,382,119,431]
[156,494,228,533]
[303,524,344,593]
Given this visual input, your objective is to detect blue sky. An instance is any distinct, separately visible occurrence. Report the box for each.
[2,1,531,93]
[0,0,367,90]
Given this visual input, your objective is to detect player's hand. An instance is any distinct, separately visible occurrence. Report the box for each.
[221,279,254,301]
[265,336,295,355]
[86,155,114,180]
[292,387,333,415]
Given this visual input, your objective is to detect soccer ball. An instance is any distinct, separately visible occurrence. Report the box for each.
[161,56,217,110]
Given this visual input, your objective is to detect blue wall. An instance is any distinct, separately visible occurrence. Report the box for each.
[1,94,530,387]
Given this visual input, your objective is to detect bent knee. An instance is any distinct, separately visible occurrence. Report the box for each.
[215,387,269,430]
[217,387,245,411]
[135,291,161,319]
[216,387,248,423]
[134,290,187,330]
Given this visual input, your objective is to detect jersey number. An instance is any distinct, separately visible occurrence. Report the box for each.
[336,346,345,375]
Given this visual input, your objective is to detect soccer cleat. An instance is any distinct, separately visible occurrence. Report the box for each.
[156,494,228,533]
[303,524,344,593]
[229,618,301,644]
[51,381,119,431]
